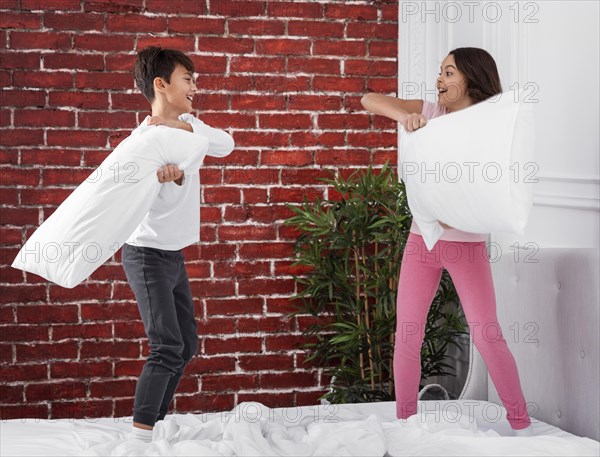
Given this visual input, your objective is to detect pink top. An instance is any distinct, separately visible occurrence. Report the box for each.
[407,100,487,243]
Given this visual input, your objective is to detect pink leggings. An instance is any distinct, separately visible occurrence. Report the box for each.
[394,232,531,430]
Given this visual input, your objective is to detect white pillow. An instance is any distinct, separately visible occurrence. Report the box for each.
[11,126,209,288]
[398,90,536,251]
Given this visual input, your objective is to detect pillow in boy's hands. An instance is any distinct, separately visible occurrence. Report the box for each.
[11,126,209,288]
[398,89,536,251]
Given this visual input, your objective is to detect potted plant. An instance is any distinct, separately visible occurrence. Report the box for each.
[284,163,469,404]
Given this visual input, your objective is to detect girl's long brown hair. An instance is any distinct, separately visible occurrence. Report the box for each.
[449,47,503,104]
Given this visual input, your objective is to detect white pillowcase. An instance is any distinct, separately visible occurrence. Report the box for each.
[398,90,536,251]
[11,126,209,288]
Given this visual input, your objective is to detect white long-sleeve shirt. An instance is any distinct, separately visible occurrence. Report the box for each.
[125,113,234,251]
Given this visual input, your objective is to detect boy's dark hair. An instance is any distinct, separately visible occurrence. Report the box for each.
[134,46,195,103]
[449,47,503,104]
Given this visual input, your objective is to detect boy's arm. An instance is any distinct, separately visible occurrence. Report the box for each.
[149,114,234,185]
[147,116,193,132]
[179,113,235,158]
[147,115,234,157]
[147,116,201,186]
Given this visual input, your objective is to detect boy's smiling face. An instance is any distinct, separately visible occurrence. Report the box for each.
[153,64,197,116]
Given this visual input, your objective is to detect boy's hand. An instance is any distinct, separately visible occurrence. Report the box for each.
[157,164,183,185]
[147,116,192,132]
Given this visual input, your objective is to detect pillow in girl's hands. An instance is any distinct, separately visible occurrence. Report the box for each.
[11,126,209,288]
[398,89,536,251]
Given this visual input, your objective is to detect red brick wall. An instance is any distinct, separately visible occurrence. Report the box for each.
[0,0,398,419]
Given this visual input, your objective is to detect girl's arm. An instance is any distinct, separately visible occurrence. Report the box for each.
[363,94,452,228]
[361,94,427,131]
[361,94,423,122]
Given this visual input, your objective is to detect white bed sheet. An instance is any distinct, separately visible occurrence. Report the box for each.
[1,400,598,456]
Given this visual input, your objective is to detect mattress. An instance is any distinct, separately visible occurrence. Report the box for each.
[1,400,598,456]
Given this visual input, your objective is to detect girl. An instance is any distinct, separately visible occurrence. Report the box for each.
[361,47,534,434]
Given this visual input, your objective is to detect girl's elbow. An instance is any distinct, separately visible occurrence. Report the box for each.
[361,93,379,111]
[360,93,372,108]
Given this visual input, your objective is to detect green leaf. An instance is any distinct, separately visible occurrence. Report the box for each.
[283,165,467,403]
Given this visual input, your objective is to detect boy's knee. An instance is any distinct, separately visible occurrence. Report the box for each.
[150,342,185,369]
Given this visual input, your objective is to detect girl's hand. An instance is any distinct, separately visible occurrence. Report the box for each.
[157,164,183,184]
[402,113,427,132]
[438,221,453,230]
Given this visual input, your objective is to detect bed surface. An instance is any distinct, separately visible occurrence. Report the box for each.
[1,400,598,456]
[3,249,597,456]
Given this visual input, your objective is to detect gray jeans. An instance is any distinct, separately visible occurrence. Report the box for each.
[121,243,199,426]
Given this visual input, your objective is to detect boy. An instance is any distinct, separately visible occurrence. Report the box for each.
[122,46,234,442]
